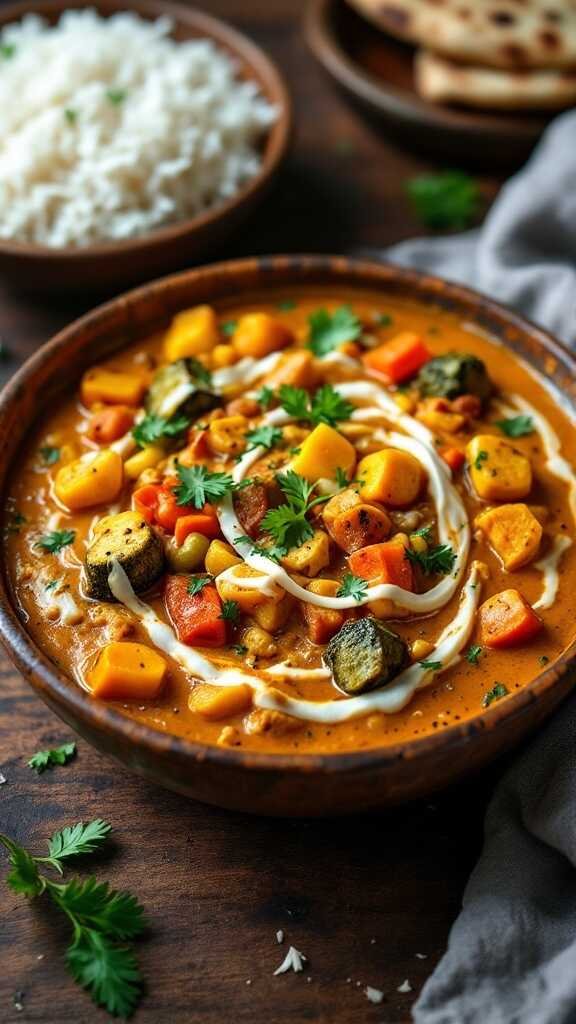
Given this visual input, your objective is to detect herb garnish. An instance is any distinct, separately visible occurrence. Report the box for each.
[474,450,489,471]
[495,415,534,438]
[173,464,234,509]
[28,742,76,774]
[244,425,283,452]
[374,312,393,327]
[234,535,283,563]
[5,511,26,535]
[276,299,297,311]
[466,645,483,666]
[278,383,354,428]
[539,654,550,666]
[336,573,368,602]
[256,386,274,409]
[407,171,480,230]
[187,576,213,596]
[106,87,127,105]
[219,600,240,623]
[132,413,190,448]
[221,320,237,337]
[45,578,62,592]
[419,660,442,671]
[36,529,76,554]
[335,467,350,489]
[0,43,16,59]
[231,643,248,656]
[64,108,77,124]
[411,524,433,542]
[482,682,509,708]
[307,305,361,357]
[39,446,60,465]
[187,358,212,387]
[260,471,329,554]
[0,821,145,1016]
[406,543,456,576]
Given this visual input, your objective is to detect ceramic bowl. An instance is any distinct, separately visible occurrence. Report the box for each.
[0,0,291,292]
[0,255,574,815]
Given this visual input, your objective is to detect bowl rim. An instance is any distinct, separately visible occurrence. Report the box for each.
[0,253,575,776]
[0,0,292,260]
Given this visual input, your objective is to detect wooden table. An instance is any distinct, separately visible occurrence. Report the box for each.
[0,2,506,1020]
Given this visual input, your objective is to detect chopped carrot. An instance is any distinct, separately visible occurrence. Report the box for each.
[133,483,161,524]
[88,641,167,701]
[189,683,253,720]
[303,579,348,645]
[87,405,135,444]
[439,446,466,473]
[165,576,227,647]
[349,539,414,590]
[478,589,542,649]
[362,332,430,384]
[174,509,220,546]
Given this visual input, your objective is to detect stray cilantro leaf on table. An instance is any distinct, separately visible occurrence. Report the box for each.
[407,171,480,230]
[482,682,509,708]
[336,573,368,602]
[173,464,234,509]
[28,742,76,774]
[133,413,190,448]
[36,529,75,554]
[307,305,361,356]
[494,415,534,438]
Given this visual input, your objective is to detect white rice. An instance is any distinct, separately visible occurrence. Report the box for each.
[0,9,277,247]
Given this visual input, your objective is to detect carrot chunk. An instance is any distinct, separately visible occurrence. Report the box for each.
[302,579,347,645]
[87,406,135,444]
[174,509,220,546]
[88,642,167,701]
[165,576,227,647]
[439,446,466,473]
[349,538,414,590]
[362,332,430,384]
[478,589,542,649]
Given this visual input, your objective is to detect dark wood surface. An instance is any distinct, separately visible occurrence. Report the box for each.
[0,1,506,1020]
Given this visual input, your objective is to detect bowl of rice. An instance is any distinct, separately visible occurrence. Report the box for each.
[0,0,291,291]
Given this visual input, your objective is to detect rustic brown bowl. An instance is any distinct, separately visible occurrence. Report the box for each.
[0,0,291,293]
[0,255,575,816]
[305,0,550,167]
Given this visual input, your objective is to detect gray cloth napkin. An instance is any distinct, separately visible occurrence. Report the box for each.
[383,108,576,1024]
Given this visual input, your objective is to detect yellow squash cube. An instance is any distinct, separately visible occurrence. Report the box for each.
[232,313,293,359]
[253,593,295,632]
[81,368,146,408]
[357,448,423,508]
[216,567,269,611]
[291,423,356,482]
[163,305,220,361]
[189,683,253,721]
[207,415,248,456]
[475,503,542,571]
[55,449,123,510]
[205,540,242,577]
[88,642,167,701]
[467,435,532,502]
[280,529,331,577]
[124,445,164,480]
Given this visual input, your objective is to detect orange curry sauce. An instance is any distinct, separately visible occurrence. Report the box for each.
[5,288,576,753]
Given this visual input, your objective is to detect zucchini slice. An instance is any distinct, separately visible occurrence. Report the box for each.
[324,617,409,695]
[85,510,164,601]
[146,359,219,421]
[416,352,492,404]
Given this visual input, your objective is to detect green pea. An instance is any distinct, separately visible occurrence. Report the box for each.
[166,532,210,573]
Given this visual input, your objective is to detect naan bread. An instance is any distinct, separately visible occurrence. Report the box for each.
[416,48,576,109]
[347,0,576,70]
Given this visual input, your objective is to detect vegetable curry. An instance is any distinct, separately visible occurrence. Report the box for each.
[6,289,576,754]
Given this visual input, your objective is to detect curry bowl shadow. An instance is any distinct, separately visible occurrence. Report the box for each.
[0,255,575,815]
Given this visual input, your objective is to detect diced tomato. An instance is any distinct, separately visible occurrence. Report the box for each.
[349,539,414,590]
[439,447,466,473]
[164,576,227,647]
[87,405,135,444]
[133,484,161,524]
[362,332,430,384]
[155,488,182,532]
[174,509,220,545]
[478,589,542,649]
[133,483,198,533]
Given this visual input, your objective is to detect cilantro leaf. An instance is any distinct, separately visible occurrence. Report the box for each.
[334,467,349,488]
[406,543,456,576]
[278,383,353,427]
[466,644,483,666]
[45,820,111,869]
[419,659,442,671]
[28,742,76,774]
[187,358,212,387]
[307,305,361,356]
[173,464,234,509]
[256,386,274,409]
[220,320,237,337]
[482,682,509,708]
[0,835,43,898]
[52,876,146,940]
[132,413,189,448]
[39,446,60,465]
[36,529,75,554]
[187,575,213,596]
[234,535,283,563]
[260,471,328,553]
[245,425,283,451]
[407,171,480,230]
[495,415,534,438]
[411,525,433,542]
[64,108,77,124]
[219,600,240,622]
[231,643,248,656]
[106,87,127,105]
[66,928,142,1018]
[336,573,368,602]
[474,450,489,471]
[278,385,310,421]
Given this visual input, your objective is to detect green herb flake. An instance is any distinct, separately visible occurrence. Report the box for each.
[307,305,361,357]
[276,299,297,311]
[220,320,237,337]
[231,643,248,656]
[187,357,212,388]
[187,576,213,597]
[0,43,16,59]
[39,446,60,466]
[234,535,283,563]
[256,386,274,409]
[336,573,368,603]
[419,660,442,671]
[482,682,509,708]
[374,313,393,327]
[173,464,234,509]
[5,511,26,535]
[335,467,349,489]
[133,413,190,448]
[245,425,283,452]
[219,600,240,623]
[406,543,456,576]
[36,529,76,554]
[64,108,77,124]
[28,742,76,774]
[411,524,433,542]
[539,655,550,667]
[495,415,534,438]
[407,171,480,230]
[466,645,483,666]
[106,87,127,105]
[45,578,62,592]
[474,450,489,471]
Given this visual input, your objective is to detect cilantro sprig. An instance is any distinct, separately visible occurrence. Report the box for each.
[307,305,361,357]
[173,464,234,509]
[482,682,509,708]
[28,742,76,774]
[187,575,213,596]
[219,600,240,623]
[494,415,534,438]
[245,425,283,452]
[0,821,145,1017]
[278,383,354,428]
[466,644,483,666]
[260,471,329,554]
[336,573,368,602]
[407,171,480,230]
[36,529,76,554]
[406,543,456,576]
[133,413,190,448]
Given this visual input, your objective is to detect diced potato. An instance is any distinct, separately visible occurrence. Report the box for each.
[291,424,356,482]
[475,503,542,570]
[243,625,277,658]
[88,641,166,700]
[253,593,294,632]
[212,344,238,368]
[232,313,294,359]
[416,398,466,434]
[81,368,146,408]
[207,415,248,456]
[55,449,123,510]
[466,435,532,502]
[189,682,253,720]
[163,305,220,361]
[205,539,242,577]
[124,445,164,480]
[280,529,331,577]
[267,349,318,390]
[216,567,269,610]
[357,448,423,508]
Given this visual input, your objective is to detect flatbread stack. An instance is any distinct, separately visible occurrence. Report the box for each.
[346,0,576,110]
